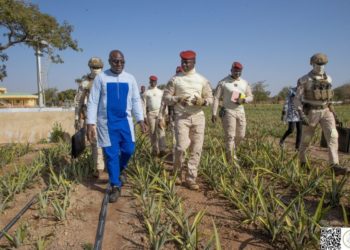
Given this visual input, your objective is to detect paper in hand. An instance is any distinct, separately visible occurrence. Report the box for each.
[231,90,240,103]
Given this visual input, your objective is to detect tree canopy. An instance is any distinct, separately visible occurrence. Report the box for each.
[272,86,290,103]
[333,83,350,101]
[42,87,76,106]
[251,81,271,103]
[0,0,81,80]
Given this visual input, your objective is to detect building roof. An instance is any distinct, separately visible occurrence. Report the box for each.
[0,93,38,99]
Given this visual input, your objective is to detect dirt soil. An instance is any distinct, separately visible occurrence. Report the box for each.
[1,140,350,250]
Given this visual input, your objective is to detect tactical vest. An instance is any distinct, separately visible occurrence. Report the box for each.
[304,73,333,102]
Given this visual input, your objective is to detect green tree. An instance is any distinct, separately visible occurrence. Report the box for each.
[58,89,76,102]
[274,86,290,103]
[251,81,271,103]
[333,83,350,101]
[43,87,58,106]
[0,0,81,80]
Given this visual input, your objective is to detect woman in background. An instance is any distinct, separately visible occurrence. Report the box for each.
[279,85,302,150]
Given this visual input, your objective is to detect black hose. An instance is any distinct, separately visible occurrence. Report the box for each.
[94,184,111,250]
[0,194,38,239]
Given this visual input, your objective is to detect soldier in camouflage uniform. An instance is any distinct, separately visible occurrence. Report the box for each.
[74,57,105,178]
[294,53,348,175]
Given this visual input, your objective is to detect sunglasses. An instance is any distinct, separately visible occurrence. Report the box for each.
[109,59,125,64]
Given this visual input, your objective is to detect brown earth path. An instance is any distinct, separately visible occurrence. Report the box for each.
[2,138,350,249]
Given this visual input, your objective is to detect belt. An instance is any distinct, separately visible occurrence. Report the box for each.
[303,103,328,110]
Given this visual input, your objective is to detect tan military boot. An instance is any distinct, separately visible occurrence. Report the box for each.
[175,177,182,185]
[93,169,104,179]
[184,181,199,190]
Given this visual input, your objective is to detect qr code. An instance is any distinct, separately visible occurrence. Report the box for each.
[320,227,341,250]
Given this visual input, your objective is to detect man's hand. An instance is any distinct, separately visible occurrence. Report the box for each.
[87,124,97,143]
[144,119,148,126]
[158,118,166,129]
[212,115,217,123]
[74,119,80,131]
[236,98,246,105]
[138,120,148,134]
[175,96,191,106]
[191,96,205,106]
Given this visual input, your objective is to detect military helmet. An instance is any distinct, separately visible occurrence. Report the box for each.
[310,53,328,65]
[88,57,103,68]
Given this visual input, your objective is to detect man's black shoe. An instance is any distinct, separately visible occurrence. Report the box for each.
[109,186,121,203]
[120,171,127,185]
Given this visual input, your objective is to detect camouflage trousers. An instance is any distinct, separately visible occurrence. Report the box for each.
[221,109,246,162]
[299,108,339,165]
[174,111,205,183]
[77,120,105,171]
[147,110,166,154]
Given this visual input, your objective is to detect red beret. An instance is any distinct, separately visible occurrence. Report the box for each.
[176,66,183,73]
[233,62,243,69]
[149,75,158,81]
[180,50,196,60]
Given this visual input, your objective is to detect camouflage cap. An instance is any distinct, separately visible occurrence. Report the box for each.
[310,53,328,65]
[88,57,104,68]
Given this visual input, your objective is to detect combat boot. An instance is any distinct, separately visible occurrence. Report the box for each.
[158,150,168,158]
[175,175,182,185]
[184,181,199,191]
[93,169,104,179]
[330,164,350,176]
[109,186,121,203]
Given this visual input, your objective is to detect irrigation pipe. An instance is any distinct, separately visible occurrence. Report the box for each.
[0,193,38,239]
[94,184,111,250]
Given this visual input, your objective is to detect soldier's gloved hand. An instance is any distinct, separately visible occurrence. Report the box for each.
[236,98,245,105]
[191,96,205,106]
[74,119,80,130]
[299,112,309,126]
[211,115,217,123]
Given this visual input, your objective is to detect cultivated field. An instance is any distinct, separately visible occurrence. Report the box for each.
[0,104,350,249]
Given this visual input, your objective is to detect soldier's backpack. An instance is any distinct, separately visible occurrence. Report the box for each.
[320,123,350,153]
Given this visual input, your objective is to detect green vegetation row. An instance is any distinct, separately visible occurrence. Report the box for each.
[128,137,222,250]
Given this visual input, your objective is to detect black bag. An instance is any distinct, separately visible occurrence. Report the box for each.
[320,123,350,153]
[71,128,86,158]
[219,107,226,118]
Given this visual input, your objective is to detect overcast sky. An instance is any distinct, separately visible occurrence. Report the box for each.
[1,0,350,95]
